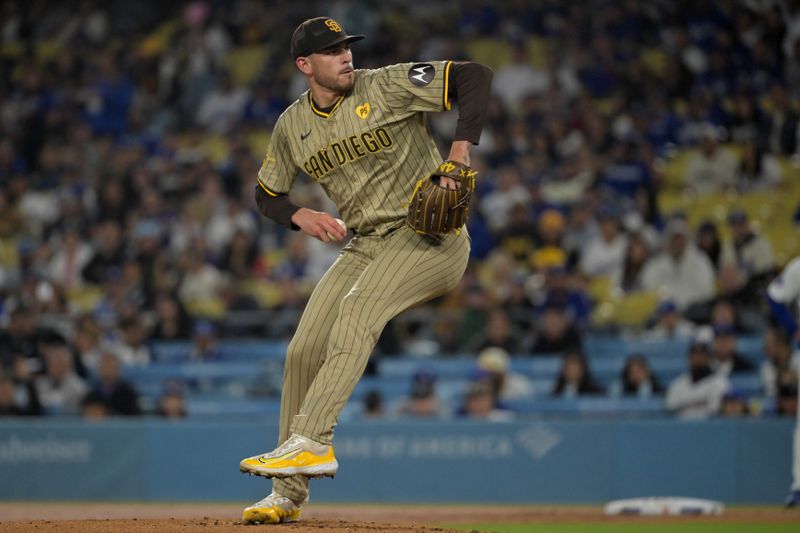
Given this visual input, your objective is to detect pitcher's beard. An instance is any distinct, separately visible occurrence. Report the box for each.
[315,71,355,93]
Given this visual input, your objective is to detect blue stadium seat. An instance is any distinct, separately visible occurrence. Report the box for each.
[186,398,281,417]
[584,335,691,360]
[377,358,477,379]
[150,340,288,363]
[505,397,666,416]
[150,341,191,363]
[729,373,764,396]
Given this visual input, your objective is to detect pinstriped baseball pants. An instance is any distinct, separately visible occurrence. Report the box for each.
[272,224,470,503]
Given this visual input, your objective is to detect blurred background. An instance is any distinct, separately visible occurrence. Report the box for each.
[1,0,800,505]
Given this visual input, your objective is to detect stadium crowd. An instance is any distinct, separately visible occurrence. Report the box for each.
[0,0,799,420]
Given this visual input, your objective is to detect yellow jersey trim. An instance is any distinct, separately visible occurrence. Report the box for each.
[258,180,280,197]
[443,61,452,111]
[309,93,345,118]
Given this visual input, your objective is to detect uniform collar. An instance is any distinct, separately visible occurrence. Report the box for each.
[308,92,345,118]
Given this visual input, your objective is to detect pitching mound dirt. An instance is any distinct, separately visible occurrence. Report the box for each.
[0,502,798,532]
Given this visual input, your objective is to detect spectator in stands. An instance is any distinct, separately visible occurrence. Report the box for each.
[0,361,41,416]
[398,369,448,419]
[612,354,663,399]
[695,220,723,272]
[777,383,798,417]
[85,352,141,416]
[361,390,384,420]
[0,304,40,368]
[711,324,755,375]
[73,314,104,372]
[684,124,738,194]
[242,81,286,129]
[612,231,650,293]
[150,292,192,341]
[80,391,110,420]
[456,379,513,422]
[177,248,229,306]
[81,219,125,285]
[709,299,739,331]
[728,94,763,146]
[157,382,188,419]
[641,218,715,311]
[492,43,549,110]
[736,140,782,190]
[35,342,89,415]
[562,200,599,266]
[601,141,654,200]
[719,391,750,418]
[579,207,627,278]
[476,347,533,402]
[204,198,258,258]
[497,202,539,267]
[473,308,521,354]
[94,180,127,226]
[538,267,591,329]
[720,208,775,299]
[760,326,799,398]
[503,274,536,334]
[451,275,492,352]
[221,229,261,279]
[535,209,567,250]
[112,316,152,367]
[189,320,222,361]
[764,82,799,156]
[83,53,133,137]
[552,352,604,398]
[46,223,92,291]
[643,300,695,341]
[479,250,517,306]
[430,314,463,356]
[480,166,530,233]
[531,302,583,355]
[665,330,731,419]
[195,71,249,134]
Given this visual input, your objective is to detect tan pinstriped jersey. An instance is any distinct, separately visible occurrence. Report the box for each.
[257,60,453,236]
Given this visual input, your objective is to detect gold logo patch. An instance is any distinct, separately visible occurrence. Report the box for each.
[325,19,342,32]
[439,162,456,173]
[356,103,371,119]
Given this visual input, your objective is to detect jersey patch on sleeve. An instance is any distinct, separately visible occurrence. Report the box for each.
[408,63,435,86]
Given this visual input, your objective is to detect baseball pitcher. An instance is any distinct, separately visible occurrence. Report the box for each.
[238,17,492,524]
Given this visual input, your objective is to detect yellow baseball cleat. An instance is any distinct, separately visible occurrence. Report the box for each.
[242,492,302,524]
[240,433,339,478]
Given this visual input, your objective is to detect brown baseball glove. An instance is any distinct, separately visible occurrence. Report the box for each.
[406,160,477,236]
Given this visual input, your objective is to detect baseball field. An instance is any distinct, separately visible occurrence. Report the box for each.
[0,502,798,532]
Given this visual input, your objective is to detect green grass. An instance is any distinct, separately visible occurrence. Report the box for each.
[445,524,800,533]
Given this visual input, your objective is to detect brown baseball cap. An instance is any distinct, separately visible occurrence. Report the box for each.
[291,17,365,58]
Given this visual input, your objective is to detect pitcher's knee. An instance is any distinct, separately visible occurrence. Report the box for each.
[283,334,326,381]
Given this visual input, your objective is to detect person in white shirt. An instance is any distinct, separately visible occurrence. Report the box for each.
[580,208,627,278]
[684,124,738,194]
[492,44,550,111]
[665,328,731,419]
[720,208,775,293]
[35,343,88,415]
[195,72,249,134]
[641,218,715,310]
[766,257,800,507]
[642,299,696,341]
[476,347,533,402]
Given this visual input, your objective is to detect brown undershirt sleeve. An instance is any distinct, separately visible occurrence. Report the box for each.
[448,61,493,145]
[255,185,301,230]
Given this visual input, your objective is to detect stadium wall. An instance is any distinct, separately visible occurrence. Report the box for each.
[0,419,792,504]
